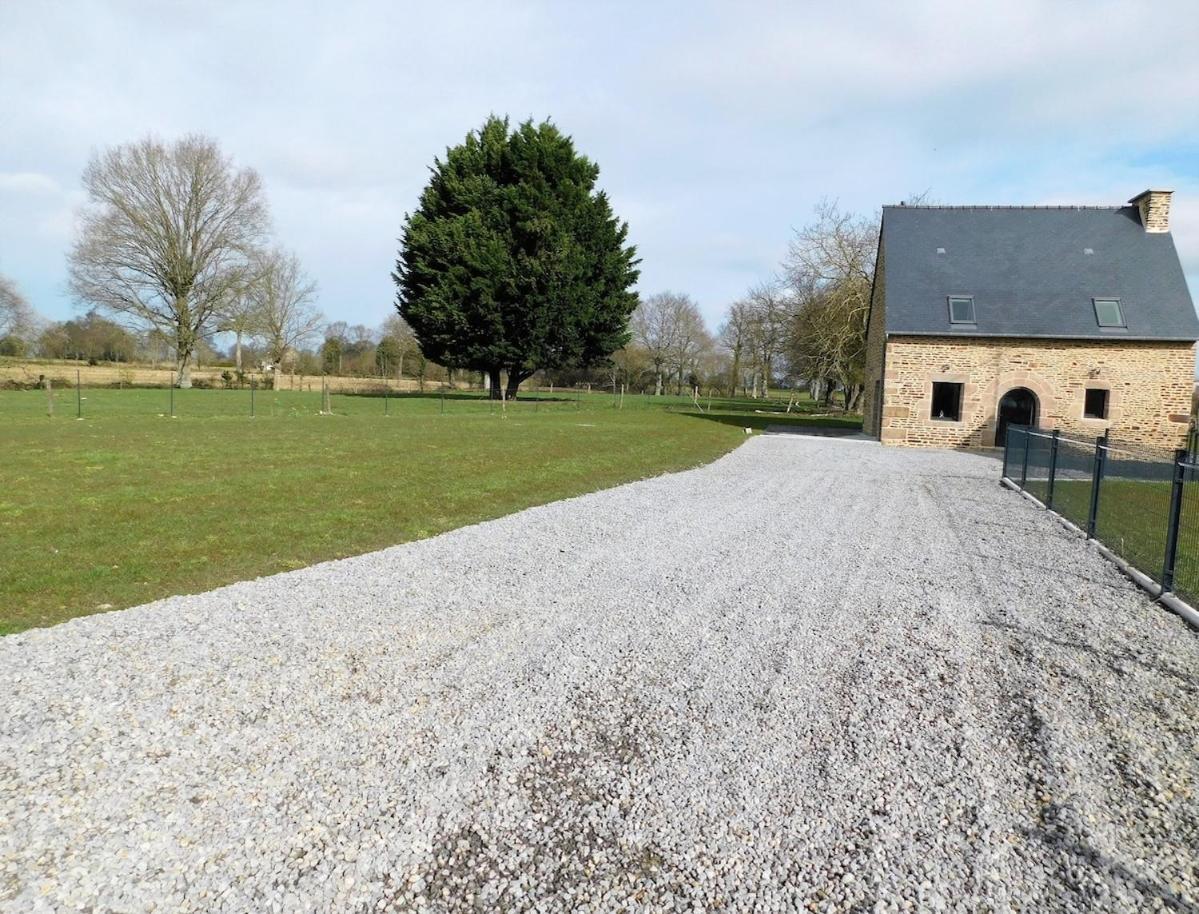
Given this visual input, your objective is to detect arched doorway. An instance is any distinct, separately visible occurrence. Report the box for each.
[995,387,1038,446]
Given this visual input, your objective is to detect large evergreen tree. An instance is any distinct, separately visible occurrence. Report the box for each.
[394,116,640,398]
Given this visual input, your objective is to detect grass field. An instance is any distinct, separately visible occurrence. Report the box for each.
[0,386,860,634]
[1038,474,1199,603]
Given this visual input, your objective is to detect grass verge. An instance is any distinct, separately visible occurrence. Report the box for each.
[1,387,860,633]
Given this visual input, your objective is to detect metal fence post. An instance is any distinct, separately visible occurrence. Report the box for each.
[1045,430,1060,509]
[1020,426,1031,488]
[169,372,175,418]
[1161,448,1187,594]
[251,381,256,418]
[1002,430,1011,479]
[1087,430,1109,539]
[76,369,81,419]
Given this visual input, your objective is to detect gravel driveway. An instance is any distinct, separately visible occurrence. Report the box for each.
[2,436,1197,913]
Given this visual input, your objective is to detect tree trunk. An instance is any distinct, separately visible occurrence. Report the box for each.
[487,367,502,399]
[175,352,193,388]
[397,352,404,382]
[505,368,533,400]
[654,371,663,396]
[234,332,243,373]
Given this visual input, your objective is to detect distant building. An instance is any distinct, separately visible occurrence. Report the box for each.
[863,190,1197,449]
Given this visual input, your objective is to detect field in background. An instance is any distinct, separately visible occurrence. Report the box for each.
[0,386,861,633]
[0,355,446,394]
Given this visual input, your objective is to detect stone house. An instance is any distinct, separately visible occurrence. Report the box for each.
[862,190,1197,449]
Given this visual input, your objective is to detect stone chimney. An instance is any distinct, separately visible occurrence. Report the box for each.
[1129,189,1173,232]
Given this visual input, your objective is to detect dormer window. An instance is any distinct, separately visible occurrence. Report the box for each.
[1093,298,1125,328]
[948,296,975,324]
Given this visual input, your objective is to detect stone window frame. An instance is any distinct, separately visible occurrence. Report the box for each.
[928,375,968,424]
[1083,388,1109,420]
[1080,380,1119,426]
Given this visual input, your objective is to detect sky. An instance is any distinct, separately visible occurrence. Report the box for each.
[2,0,1198,332]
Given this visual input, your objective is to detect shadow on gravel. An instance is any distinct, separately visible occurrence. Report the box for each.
[980,619,1199,690]
[1020,812,1199,913]
[1006,696,1198,913]
[964,549,1136,596]
[675,410,864,434]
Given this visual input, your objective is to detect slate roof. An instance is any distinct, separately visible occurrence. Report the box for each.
[880,204,1198,341]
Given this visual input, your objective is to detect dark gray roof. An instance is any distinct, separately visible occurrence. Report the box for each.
[880,205,1198,341]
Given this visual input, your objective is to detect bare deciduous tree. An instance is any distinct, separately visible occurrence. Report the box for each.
[632,291,707,396]
[252,249,321,373]
[718,299,754,397]
[68,134,270,387]
[0,274,38,345]
[380,313,419,380]
[666,298,711,395]
[782,199,878,409]
[744,281,791,398]
[218,290,264,374]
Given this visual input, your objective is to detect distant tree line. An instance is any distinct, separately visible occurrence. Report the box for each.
[588,200,881,409]
[4,121,884,408]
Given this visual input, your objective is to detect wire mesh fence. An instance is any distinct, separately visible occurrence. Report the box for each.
[1002,422,1199,607]
[1174,463,1199,606]
[1052,434,1097,532]
[1096,439,1176,583]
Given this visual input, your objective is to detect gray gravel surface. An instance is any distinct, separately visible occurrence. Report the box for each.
[2,436,1198,913]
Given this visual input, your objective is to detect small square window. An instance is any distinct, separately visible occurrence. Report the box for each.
[1084,388,1109,419]
[1093,298,1125,328]
[948,296,975,324]
[931,382,963,421]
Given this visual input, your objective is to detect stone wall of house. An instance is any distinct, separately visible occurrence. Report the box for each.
[879,336,1196,450]
[861,243,887,437]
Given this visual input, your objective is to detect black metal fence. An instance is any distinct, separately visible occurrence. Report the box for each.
[1003,424,1199,606]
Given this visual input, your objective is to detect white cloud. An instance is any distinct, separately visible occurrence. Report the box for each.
[0,172,62,195]
[1,0,1197,327]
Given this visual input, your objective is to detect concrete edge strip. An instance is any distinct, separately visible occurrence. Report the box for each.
[999,476,1199,630]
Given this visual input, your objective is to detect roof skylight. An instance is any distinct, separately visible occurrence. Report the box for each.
[948,296,975,324]
[1093,298,1125,328]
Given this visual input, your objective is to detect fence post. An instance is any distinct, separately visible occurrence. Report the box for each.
[1020,426,1031,487]
[1161,449,1187,594]
[1087,430,1109,539]
[76,369,82,419]
[1002,429,1012,478]
[251,380,256,418]
[1045,430,1060,509]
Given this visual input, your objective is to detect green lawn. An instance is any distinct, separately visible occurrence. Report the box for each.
[1048,476,1199,602]
[0,386,860,634]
